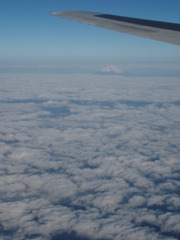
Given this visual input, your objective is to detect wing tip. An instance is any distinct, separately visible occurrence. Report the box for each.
[50,11,73,18]
[50,11,59,16]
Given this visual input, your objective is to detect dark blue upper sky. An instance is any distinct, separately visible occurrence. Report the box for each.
[1,0,180,62]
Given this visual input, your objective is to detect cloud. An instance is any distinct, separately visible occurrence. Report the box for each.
[0,72,180,240]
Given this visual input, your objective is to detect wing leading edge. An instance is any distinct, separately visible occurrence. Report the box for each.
[50,11,180,45]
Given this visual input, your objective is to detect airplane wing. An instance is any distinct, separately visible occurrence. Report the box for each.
[50,11,180,45]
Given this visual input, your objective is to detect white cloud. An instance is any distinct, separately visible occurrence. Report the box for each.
[0,72,180,240]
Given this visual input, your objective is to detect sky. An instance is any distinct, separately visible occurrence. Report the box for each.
[0,1,180,240]
[1,0,180,64]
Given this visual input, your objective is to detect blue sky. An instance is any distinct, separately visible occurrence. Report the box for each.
[1,0,180,63]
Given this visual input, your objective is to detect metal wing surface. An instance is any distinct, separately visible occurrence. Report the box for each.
[51,11,180,45]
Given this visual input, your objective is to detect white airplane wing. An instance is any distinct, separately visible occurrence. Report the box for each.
[50,11,180,45]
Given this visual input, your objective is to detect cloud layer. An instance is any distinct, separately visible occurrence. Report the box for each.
[0,73,180,240]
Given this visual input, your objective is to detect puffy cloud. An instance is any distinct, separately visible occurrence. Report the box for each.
[0,72,179,240]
